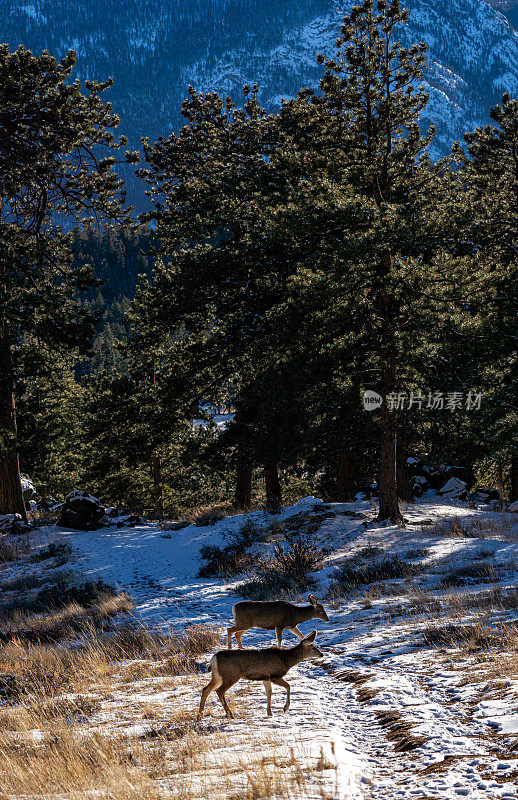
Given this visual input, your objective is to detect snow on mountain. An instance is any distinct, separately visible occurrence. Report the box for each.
[1,0,517,204]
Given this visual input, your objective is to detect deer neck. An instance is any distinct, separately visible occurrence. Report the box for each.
[285,641,309,669]
[298,604,316,623]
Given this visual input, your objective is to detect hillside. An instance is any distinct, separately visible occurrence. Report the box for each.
[2,0,517,206]
[1,495,518,797]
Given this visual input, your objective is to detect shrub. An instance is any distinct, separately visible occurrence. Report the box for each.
[197,519,263,579]
[34,578,118,612]
[440,559,504,587]
[329,551,422,592]
[239,539,325,600]
[31,541,73,563]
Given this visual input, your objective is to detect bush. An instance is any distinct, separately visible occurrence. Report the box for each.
[239,539,326,600]
[329,551,422,592]
[31,541,73,563]
[440,559,504,587]
[197,518,263,579]
[34,579,118,612]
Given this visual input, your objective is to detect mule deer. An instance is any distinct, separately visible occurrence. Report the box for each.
[227,594,329,649]
[198,630,323,719]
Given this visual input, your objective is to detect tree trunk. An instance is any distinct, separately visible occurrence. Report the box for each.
[497,459,505,512]
[234,451,252,510]
[377,363,403,524]
[0,328,26,520]
[263,461,282,514]
[151,453,164,519]
[376,253,403,524]
[336,450,356,502]
[511,454,518,503]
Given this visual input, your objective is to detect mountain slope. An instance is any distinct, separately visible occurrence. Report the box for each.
[2,0,517,204]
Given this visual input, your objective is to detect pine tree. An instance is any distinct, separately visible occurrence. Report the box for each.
[273,0,484,521]
[458,94,518,500]
[0,45,138,516]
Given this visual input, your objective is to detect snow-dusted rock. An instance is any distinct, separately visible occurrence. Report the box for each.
[20,475,35,498]
[411,475,429,498]
[294,496,323,506]
[57,490,106,531]
[438,477,468,500]
[507,500,518,512]
[0,514,30,535]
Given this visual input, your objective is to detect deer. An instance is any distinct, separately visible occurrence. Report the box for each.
[198,630,323,719]
[227,594,329,649]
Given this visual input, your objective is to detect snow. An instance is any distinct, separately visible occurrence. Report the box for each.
[15,496,518,798]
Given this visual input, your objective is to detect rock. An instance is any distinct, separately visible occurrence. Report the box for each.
[507,500,518,513]
[36,496,58,511]
[161,520,188,531]
[57,490,106,531]
[293,496,323,506]
[21,475,36,498]
[421,466,449,489]
[438,477,468,500]
[473,487,500,503]
[0,514,31,535]
[444,465,476,489]
[411,475,429,498]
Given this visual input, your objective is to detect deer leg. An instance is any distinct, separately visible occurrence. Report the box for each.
[216,684,236,718]
[235,630,245,649]
[263,680,273,716]
[271,677,290,712]
[275,627,283,647]
[198,674,222,719]
[288,625,305,640]
[227,626,235,649]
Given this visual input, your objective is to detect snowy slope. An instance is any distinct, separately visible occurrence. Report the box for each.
[39,497,518,799]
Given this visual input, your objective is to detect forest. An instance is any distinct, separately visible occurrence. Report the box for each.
[1,0,517,525]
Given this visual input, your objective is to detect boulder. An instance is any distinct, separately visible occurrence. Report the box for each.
[0,514,31,535]
[57,490,106,530]
[507,500,518,513]
[411,475,429,498]
[473,487,500,503]
[444,465,476,489]
[20,476,36,499]
[438,477,468,500]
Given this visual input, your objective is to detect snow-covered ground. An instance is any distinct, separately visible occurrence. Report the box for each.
[6,497,518,799]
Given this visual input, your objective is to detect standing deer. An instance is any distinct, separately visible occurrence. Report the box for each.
[198,630,323,719]
[227,594,329,649]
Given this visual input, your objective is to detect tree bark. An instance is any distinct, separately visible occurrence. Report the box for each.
[336,450,356,502]
[376,254,403,524]
[0,327,26,520]
[151,453,164,519]
[511,454,518,503]
[234,450,252,510]
[263,461,282,513]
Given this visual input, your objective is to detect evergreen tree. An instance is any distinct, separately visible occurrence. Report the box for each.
[458,94,518,500]
[0,45,138,516]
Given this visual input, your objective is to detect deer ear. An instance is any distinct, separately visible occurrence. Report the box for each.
[304,630,317,643]
[308,594,317,606]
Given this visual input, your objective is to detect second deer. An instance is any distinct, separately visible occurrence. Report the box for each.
[198,630,323,719]
[227,594,329,649]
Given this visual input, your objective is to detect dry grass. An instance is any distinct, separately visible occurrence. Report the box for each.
[0,593,135,643]
[431,515,516,541]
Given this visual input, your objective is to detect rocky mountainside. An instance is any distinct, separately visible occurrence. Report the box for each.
[2,0,517,205]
